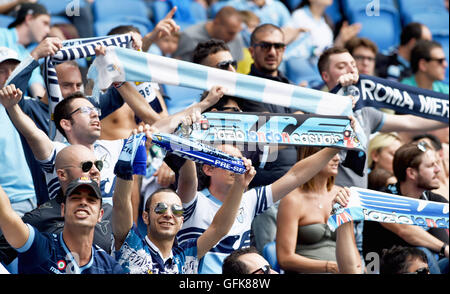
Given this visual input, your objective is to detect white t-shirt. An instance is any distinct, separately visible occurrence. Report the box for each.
[286,7,334,54]
[38,139,124,205]
[177,185,274,274]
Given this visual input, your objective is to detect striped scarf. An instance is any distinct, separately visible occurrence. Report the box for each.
[44,34,132,140]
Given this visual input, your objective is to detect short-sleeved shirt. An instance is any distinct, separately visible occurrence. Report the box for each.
[38,139,124,204]
[174,22,245,62]
[114,224,199,274]
[401,75,449,94]
[0,28,44,89]
[335,106,385,188]
[177,185,273,274]
[17,224,124,274]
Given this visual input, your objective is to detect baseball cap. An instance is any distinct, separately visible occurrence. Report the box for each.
[0,47,20,64]
[7,3,49,29]
[64,177,102,201]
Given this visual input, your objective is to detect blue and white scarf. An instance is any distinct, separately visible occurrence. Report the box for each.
[331,74,449,123]
[328,187,449,231]
[43,34,132,140]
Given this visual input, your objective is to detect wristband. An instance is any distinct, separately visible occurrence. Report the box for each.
[113,82,125,89]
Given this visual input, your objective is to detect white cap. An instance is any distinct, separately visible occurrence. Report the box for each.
[0,47,20,64]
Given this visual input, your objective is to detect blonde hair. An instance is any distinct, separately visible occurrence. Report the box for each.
[368,132,402,169]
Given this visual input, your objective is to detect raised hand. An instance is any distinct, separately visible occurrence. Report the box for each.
[30,37,63,60]
[204,85,226,107]
[0,84,23,109]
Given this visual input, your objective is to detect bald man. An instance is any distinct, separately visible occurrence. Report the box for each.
[173,6,245,62]
[0,145,114,270]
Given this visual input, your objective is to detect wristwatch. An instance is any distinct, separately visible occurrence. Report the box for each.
[439,243,448,257]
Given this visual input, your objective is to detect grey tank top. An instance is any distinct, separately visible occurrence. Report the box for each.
[295,223,337,261]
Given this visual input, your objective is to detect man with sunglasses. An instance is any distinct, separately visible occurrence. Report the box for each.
[222,246,278,274]
[0,144,116,272]
[0,176,124,274]
[380,245,430,274]
[111,131,257,274]
[401,40,449,94]
[363,142,449,274]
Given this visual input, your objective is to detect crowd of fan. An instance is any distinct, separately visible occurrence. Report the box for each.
[0,0,448,275]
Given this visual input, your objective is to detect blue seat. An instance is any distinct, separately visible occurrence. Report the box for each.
[0,14,14,28]
[403,9,449,35]
[93,0,150,23]
[347,6,401,53]
[208,0,232,19]
[94,16,153,37]
[398,0,446,25]
[262,241,281,273]
[38,0,73,15]
[162,84,204,115]
[50,15,71,25]
[341,0,396,19]
[285,56,323,88]
[325,0,343,25]
[152,0,207,31]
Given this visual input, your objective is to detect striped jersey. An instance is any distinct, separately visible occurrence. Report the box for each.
[114,225,199,274]
[37,139,124,204]
[177,185,273,274]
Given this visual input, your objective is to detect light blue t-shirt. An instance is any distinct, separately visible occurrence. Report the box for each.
[0,104,35,203]
[0,28,44,90]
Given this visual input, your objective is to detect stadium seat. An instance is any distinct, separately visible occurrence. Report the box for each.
[93,0,150,23]
[162,85,204,115]
[0,14,14,28]
[38,0,72,15]
[325,0,343,26]
[152,0,207,31]
[347,6,401,53]
[94,16,153,37]
[341,0,396,19]
[403,9,449,35]
[208,0,231,19]
[50,15,71,25]
[285,56,323,88]
[262,241,281,273]
[397,0,446,26]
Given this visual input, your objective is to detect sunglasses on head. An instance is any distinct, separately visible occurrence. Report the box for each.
[153,202,184,217]
[216,60,237,70]
[404,267,429,274]
[416,141,429,153]
[250,264,272,274]
[253,41,286,51]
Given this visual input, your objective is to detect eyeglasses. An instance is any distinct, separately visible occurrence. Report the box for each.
[425,57,446,64]
[354,55,376,62]
[403,267,430,274]
[153,202,184,217]
[62,160,104,172]
[216,60,237,70]
[216,106,242,112]
[68,106,101,118]
[250,264,272,274]
[253,42,286,52]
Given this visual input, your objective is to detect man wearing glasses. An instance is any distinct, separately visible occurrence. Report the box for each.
[222,246,278,274]
[0,144,117,273]
[111,135,257,274]
[380,245,430,274]
[363,142,449,274]
[401,40,449,94]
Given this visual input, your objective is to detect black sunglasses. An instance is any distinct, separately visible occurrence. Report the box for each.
[404,267,430,274]
[425,57,446,64]
[61,160,103,172]
[250,264,271,274]
[153,202,184,217]
[253,42,286,51]
[216,60,237,70]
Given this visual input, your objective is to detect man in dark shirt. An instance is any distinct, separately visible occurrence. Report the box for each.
[363,142,449,274]
[375,22,432,82]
